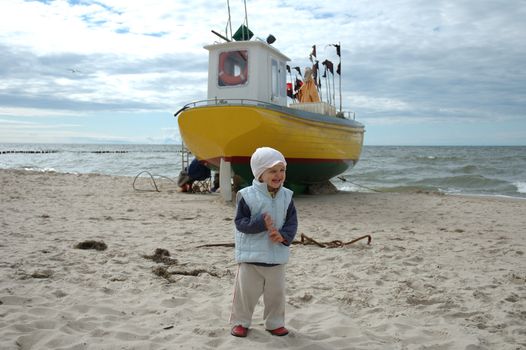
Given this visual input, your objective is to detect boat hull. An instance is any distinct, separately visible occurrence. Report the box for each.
[177,103,364,188]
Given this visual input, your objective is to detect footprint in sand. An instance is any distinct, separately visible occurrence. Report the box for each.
[504,293,519,303]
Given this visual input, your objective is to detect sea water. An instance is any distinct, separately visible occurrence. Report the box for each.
[1,144,525,199]
[337,146,526,199]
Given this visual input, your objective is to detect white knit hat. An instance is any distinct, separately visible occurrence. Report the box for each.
[250,147,287,181]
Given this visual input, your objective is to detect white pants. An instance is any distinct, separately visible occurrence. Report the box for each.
[230,263,286,330]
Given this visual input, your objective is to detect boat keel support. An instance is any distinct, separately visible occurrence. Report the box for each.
[220,158,232,201]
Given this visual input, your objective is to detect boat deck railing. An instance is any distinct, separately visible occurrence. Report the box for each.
[181,98,291,114]
[175,98,357,121]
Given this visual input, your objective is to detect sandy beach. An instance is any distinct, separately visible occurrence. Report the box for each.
[0,169,524,349]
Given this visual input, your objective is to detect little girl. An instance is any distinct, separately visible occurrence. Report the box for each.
[230,147,298,337]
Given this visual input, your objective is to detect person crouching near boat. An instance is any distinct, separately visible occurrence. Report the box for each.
[230,147,298,337]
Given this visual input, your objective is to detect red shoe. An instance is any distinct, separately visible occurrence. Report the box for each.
[267,326,289,336]
[231,325,248,337]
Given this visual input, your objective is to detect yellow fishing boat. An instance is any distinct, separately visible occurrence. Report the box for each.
[175,25,364,197]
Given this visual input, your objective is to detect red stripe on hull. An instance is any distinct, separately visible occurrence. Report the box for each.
[204,156,353,167]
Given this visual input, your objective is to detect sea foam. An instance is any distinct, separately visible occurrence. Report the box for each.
[515,182,526,194]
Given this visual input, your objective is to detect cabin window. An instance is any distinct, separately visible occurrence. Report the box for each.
[218,50,248,87]
[279,61,287,98]
[271,59,278,99]
[272,59,287,101]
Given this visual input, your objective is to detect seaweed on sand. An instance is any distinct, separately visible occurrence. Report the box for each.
[74,240,107,251]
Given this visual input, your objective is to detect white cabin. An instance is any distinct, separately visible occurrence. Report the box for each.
[205,40,290,106]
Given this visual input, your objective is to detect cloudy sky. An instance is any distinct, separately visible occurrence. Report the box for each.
[0,0,525,145]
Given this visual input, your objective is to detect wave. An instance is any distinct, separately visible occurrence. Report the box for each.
[515,182,526,194]
[451,165,479,174]
[375,185,443,194]
[412,174,510,189]
[412,155,464,162]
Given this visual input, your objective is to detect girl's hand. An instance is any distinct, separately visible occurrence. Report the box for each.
[264,214,284,243]
[263,213,274,231]
[269,228,285,243]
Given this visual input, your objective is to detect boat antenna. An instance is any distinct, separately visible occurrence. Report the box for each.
[243,0,249,35]
[212,30,231,42]
[226,0,233,40]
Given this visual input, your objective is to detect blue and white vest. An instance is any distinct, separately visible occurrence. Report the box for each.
[235,179,293,264]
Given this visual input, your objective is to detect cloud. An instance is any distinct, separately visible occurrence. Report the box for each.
[0,0,525,144]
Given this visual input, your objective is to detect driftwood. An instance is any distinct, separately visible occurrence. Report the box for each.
[152,266,219,282]
[196,243,235,248]
[170,269,220,277]
[196,233,372,249]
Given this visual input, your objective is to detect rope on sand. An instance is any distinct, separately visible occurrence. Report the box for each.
[293,233,372,248]
[196,233,372,249]
[337,176,381,192]
[132,171,177,192]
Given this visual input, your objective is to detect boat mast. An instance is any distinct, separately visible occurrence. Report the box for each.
[243,0,249,36]
[338,42,342,112]
[332,66,336,108]
[323,62,332,106]
[226,0,233,40]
